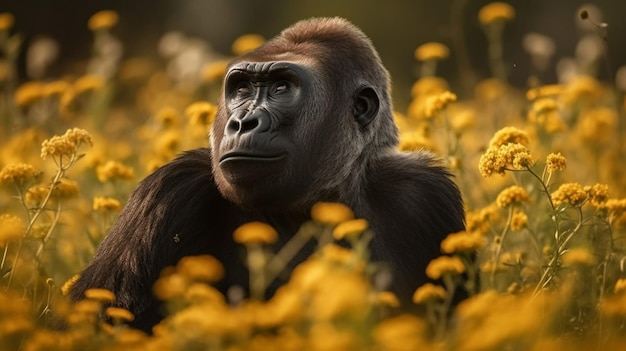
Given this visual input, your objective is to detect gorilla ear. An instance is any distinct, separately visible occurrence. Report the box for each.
[353,87,380,128]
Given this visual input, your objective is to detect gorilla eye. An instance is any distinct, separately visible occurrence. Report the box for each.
[273,81,290,94]
[236,82,252,95]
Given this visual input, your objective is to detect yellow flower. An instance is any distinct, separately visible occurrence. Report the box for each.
[423,91,457,118]
[466,204,500,234]
[488,126,530,148]
[478,2,516,25]
[311,202,354,225]
[496,185,531,208]
[332,218,368,240]
[510,209,528,231]
[24,185,48,204]
[546,152,566,173]
[88,10,119,31]
[14,81,45,107]
[614,279,626,294]
[414,42,450,62]
[0,214,24,246]
[74,74,105,94]
[605,198,626,221]
[96,160,135,183]
[176,255,224,283]
[560,75,602,105]
[373,314,428,351]
[551,183,587,207]
[40,128,93,160]
[61,274,80,296]
[233,221,278,245]
[185,101,218,126]
[584,184,609,207]
[0,13,14,31]
[478,143,533,177]
[0,163,37,186]
[156,106,180,128]
[105,307,135,323]
[319,244,360,266]
[440,230,485,254]
[93,196,122,212]
[202,60,229,83]
[43,80,71,97]
[375,291,400,308]
[449,108,476,133]
[153,272,188,301]
[410,77,449,98]
[576,107,618,145]
[425,256,465,279]
[474,78,508,101]
[412,283,447,304]
[53,178,80,198]
[84,288,116,303]
[232,34,265,55]
[526,84,563,100]
[562,247,596,266]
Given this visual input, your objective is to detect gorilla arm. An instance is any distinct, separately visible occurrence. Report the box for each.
[69,147,243,331]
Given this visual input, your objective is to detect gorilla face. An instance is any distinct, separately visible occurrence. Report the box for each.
[211,61,319,209]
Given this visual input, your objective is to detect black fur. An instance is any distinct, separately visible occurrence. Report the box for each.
[70,17,465,332]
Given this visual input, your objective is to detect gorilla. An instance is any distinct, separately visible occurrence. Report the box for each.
[69,17,465,332]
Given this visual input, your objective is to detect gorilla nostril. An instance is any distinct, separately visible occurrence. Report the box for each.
[241,119,259,132]
[227,120,241,134]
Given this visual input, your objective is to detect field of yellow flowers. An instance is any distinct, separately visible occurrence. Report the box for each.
[1,3,626,350]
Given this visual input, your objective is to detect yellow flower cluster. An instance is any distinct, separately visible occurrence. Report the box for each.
[561,248,596,266]
[440,230,485,254]
[0,214,24,246]
[496,185,531,208]
[332,218,369,240]
[546,152,567,172]
[201,60,229,83]
[584,183,609,207]
[233,221,278,245]
[488,126,530,148]
[526,84,563,100]
[412,283,447,304]
[425,255,465,279]
[84,288,116,303]
[156,106,180,128]
[92,196,122,212]
[0,163,36,186]
[175,255,224,283]
[311,202,354,225]
[53,178,80,198]
[231,34,265,55]
[424,91,457,118]
[40,128,93,160]
[184,101,217,126]
[551,183,587,207]
[0,12,14,31]
[527,98,565,133]
[96,160,134,183]
[414,42,450,62]
[478,2,516,25]
[479,142,533,177]
[87,10,119,31]
[510,209,528,231]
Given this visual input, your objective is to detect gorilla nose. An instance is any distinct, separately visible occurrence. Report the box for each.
[225,111,269,136]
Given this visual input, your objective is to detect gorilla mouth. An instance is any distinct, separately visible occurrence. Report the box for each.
[219,152,286,164]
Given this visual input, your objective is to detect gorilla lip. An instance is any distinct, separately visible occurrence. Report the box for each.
[219,152,286,164]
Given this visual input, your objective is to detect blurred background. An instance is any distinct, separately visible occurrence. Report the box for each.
[2,0,624,108]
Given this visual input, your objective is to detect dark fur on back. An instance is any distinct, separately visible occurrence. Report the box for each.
[70,17,465,333]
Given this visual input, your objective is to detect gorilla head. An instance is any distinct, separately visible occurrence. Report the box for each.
[211,18,397,209]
